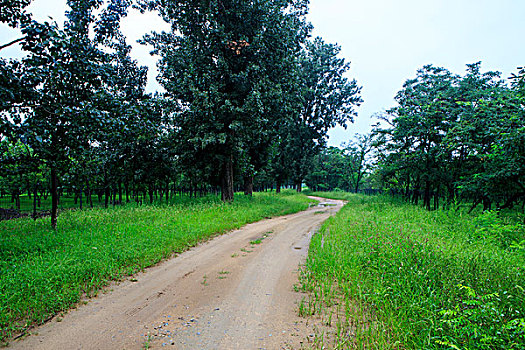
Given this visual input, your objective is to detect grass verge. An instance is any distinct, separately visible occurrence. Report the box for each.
[0,191,315,342]
[300,193,524,349]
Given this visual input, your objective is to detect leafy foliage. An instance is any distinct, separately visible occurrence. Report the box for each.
[438,284,524,349]
[276,38,362,191]
[305,134,373,193]
[374,63,525,211]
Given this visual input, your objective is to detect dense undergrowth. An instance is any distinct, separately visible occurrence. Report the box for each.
[301,192,525,349]
[0,191,315,342]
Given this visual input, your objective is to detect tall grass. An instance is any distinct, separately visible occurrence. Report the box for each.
[301,193,525,349]
[0,191,315,341]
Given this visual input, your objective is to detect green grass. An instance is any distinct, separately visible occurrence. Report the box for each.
[0,191,316,341]
[300,193,525,349]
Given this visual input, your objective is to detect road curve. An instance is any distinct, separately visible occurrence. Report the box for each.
[11,197,344,350]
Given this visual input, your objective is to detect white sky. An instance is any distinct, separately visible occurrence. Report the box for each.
[1,0,524,146]
[309,0,525,145]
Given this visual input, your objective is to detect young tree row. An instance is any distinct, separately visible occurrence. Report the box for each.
[141,0,361,199]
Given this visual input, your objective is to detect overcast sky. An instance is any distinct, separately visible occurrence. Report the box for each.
[1,0,524,146]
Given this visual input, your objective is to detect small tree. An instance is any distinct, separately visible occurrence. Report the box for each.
[284,37,362,191]
[343,133,373,193]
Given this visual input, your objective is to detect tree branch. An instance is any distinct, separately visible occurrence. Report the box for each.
[0,37,25,51]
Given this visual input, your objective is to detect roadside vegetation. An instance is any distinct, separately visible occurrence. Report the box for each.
[0,191,315,342]
[1,0,524,347]
[300,193,524,349]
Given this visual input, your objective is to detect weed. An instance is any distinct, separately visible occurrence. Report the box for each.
[142,334,153,349]
[217,271,230,280]
[298,298,307,317]
[437,284,524,349]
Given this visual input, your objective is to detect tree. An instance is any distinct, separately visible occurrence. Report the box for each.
[374,62,525,211]
[0,0,32,50]
[304,146,345,192]
[2,0,139,227]
[304,134,373,193]
[374,65,458,209]
[343,133,373,193]
[282,37,362,191]
[142,0,309,201]
[451,65,525,210]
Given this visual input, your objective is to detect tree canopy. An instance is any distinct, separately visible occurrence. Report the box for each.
[0,0,362,227]
[373,63,525,211]
[3,0,521,227]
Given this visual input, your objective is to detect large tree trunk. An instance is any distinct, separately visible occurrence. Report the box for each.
[483,196,492,211]
[404,175,411,200]
[433,184,440,210]
[33,184,38,220]
[118,182,123,205]
[86,180,93,208]
[469,197,482,214]
[424,180,431,211]
[243,174,254,196]
[412,176,421,205]
[276,177,282,194]
[104,185,110,209]
[296,181,302,192]
[51,167,58,229]
[149,186,154,204]
[79,185,83,210]
[221,157,234,202]
[501,192,525,210]
[14,191,20,211]
[354,174,362,193]
[125,182,129,203]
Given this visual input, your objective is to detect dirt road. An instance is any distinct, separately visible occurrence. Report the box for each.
[11,197,344,350]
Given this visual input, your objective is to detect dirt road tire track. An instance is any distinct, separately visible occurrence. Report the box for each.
[11,197,344,350]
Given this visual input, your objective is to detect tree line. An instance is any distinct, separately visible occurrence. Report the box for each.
[373,63,525,212]
[4,2,519,226]
[0,0,362,227]
[304,133,373,193]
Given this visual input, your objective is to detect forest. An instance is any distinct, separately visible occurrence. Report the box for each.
[0,0,363,228]
[306,64,525,211]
